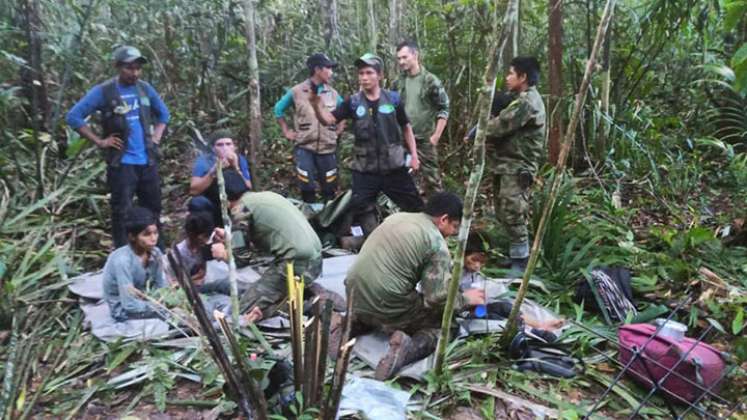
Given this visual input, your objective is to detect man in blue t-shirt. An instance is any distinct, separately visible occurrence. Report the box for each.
[66,45,170,248]
[188,130,252,225]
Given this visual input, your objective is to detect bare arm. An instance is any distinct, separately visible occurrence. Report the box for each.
[77,125,123,150]
[310,93,338,126]
[403,124,420,171]
[335,119,347,136]
[152,122,167,144]
[430,117,447,145]
[277,117,297,141]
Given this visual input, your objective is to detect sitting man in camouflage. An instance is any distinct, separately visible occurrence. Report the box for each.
[343,192,485,380]
[486,56,546,273]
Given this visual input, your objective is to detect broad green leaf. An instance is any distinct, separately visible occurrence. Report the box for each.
[732,306,744,335]
[732,43,747,67]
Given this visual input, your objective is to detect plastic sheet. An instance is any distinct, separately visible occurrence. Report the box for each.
[338,375,410,420]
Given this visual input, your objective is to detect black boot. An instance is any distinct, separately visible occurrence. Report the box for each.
[375,331,437,380]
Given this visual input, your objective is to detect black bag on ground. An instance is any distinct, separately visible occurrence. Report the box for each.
[575,267,637,324]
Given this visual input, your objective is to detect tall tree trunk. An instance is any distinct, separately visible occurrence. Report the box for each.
[321,0,340,48]
[243,0,262,182]
[433,0,519,377]
[19,0,50,133]
[547,0,563,165]
[366,0,377,52]
[598,25,612,161]
[388,0,402,76]
[500,0,617,347]
[19,0,50,199]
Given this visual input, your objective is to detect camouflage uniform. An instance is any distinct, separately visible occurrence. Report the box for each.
[345,212,465,342]
[395,68,450,196]
[231,191,323,317]
[486,86,546,259]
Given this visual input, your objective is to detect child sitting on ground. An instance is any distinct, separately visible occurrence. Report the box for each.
[103,207,167,321]
[166,211,230,295]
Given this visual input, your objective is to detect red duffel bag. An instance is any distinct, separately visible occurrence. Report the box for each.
[618,323,726,404]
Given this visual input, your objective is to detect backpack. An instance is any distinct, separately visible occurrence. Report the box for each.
[618,323,726,404]
[575,267,637,324]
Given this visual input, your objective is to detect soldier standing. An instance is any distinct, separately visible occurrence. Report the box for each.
[395,40,450,195]
[486,56,546,273]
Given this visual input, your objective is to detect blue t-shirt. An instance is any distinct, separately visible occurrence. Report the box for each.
[192,153,252,181]
[66,80,170,165]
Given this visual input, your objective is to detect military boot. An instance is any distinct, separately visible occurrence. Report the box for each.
[375,331,437,380]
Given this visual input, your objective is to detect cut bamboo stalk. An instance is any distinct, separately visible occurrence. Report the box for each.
[322,338,356,420]
[167,249,255,418]
[214,311,269,419]
[303,297,321,407]
[312,299,333,407]
[216,160,241,326]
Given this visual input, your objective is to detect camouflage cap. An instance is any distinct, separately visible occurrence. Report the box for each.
[354,53,383,72]
[113,45,148,65]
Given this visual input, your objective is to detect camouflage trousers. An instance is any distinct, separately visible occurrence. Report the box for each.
[493,172,533,259]
[414,138,443,197]
[351,298,455,345]
[239,256,323,318]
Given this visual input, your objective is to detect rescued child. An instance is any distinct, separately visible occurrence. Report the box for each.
[103,207,166,321]
[165,211,230,295]
[460,233,563,331]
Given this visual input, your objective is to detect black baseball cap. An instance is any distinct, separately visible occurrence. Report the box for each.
[306,53,337,70]
[113,45,148,65]
[354,53,384,73]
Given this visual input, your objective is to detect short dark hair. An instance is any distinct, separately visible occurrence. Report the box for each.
[208,129,234,147]
[424,192,463,220]
[224,171,249,201]
[466,231,488,254]
[124,207,157,236]
[510,56,540,86]
[185,212,215,242]
[396,40,418,54]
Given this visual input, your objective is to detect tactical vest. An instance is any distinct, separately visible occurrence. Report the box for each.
[291,80,339,154]
[349,90,406,173]
[100,78,157,166]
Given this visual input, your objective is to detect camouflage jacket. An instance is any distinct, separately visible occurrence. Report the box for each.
[394,67,450,140]
[486,86,546,174]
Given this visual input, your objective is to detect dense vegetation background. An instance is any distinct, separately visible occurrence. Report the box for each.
[0,0,746,417]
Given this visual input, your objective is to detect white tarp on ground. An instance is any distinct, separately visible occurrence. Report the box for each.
[69,256,565,381]
[68,255,355,342]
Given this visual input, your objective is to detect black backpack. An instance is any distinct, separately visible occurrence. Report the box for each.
[575,267,637,324]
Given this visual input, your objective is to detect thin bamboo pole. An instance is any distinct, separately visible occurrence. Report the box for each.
[215,312,269,419]
[500,0,618,347]
[167,249,254,418]
[216,160,240,326]
[433,0,519,376]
